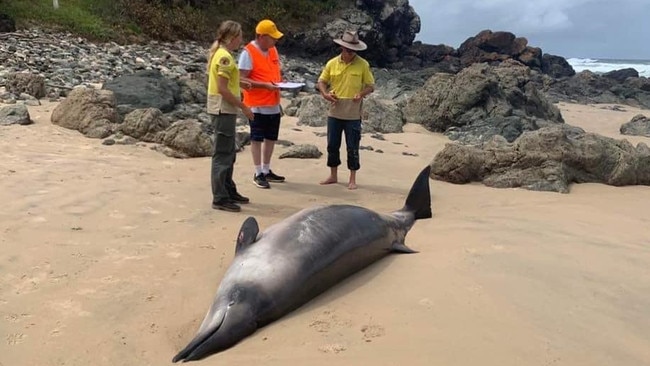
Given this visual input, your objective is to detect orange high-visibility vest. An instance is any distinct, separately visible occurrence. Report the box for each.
[242,42,282,107]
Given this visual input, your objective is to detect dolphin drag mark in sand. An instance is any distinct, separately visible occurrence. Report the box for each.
[172,166,432,362]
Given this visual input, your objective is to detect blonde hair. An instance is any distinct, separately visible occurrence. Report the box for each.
[207,20,243,73]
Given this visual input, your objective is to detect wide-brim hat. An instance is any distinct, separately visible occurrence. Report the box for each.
[333,30,367,51]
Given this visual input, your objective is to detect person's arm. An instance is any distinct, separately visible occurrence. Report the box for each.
[240,69,278,90]
[318,79,338,103]
[353,84,374,102]
[217,76,254,120]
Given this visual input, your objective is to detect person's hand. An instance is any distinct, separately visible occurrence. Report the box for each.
[240,80,252,90]
[353,93,363,102]
[242,106,254,121]
[323,92,338,103]
[265,82,279,90]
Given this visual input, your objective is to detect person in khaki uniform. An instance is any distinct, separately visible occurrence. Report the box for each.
[206,20,254,212]
[317,30,375,190]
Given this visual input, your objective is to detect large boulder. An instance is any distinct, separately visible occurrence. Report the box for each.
[361,96,403,133]
[102,70,182,113]
[161,119,212,158]
[51,87,120,138]
[403,61,564,144]
[120,108,171,143]
[430,124,650,193]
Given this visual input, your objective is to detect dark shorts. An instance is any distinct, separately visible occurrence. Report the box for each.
[249,113,281,142]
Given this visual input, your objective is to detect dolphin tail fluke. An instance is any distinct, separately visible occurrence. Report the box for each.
[401,165,432,220]
[172,304,257,363]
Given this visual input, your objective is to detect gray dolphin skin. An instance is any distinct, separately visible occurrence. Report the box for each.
[172,166,432,362]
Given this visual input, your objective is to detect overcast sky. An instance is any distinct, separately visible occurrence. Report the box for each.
[409,0,650,60]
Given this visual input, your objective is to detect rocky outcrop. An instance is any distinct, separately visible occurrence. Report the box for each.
[282,0,421,68]
[455,30,575,78]
[541,70,650,109]
[430,124,650,193]
[620,114,650,137]
[404,61,564,144]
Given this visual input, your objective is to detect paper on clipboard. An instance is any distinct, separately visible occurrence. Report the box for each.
[275,82,305,89]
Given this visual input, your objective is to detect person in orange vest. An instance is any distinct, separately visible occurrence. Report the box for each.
[238,19,285,189]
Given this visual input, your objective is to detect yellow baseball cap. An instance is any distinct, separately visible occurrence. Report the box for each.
[255,19,283,39]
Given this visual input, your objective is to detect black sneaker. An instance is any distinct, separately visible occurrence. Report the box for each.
[230,192,250,204]
[212,199,241,212]
[253,173,270,189]
[265,170,285,183]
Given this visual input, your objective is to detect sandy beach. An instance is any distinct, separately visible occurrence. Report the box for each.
[1,100,649,366]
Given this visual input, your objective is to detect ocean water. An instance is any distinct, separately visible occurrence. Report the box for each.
[567,58,650,78]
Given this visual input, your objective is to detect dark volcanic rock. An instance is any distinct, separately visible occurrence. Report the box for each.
[102,70,182,113]
[430,124,650,193]
[281,0,420,68]
[541,54,576,78]
[604,68,639,83]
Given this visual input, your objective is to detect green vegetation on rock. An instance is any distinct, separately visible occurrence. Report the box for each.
[0,0,349,43]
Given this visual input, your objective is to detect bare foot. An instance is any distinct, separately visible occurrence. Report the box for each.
[320,176,338,185]
[348,182,357,190]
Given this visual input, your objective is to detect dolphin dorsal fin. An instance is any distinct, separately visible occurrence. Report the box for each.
[235,216,260,254]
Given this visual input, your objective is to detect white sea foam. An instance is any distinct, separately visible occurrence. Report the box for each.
[567,58,650,78]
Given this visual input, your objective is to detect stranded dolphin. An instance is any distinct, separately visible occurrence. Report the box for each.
[172,166,432,362]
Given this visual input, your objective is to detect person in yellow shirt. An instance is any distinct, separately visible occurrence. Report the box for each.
[206,20,255,212]
[317,30,375,190]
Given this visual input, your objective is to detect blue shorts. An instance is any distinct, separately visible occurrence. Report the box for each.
[249,113,281,141]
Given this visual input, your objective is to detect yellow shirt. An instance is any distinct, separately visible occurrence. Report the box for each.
[318,55,375,99]
[207,47,240,114]
[318,55,375,120]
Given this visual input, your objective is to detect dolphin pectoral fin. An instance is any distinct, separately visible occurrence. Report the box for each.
[391,242,418,253]
[235,216,260,254]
